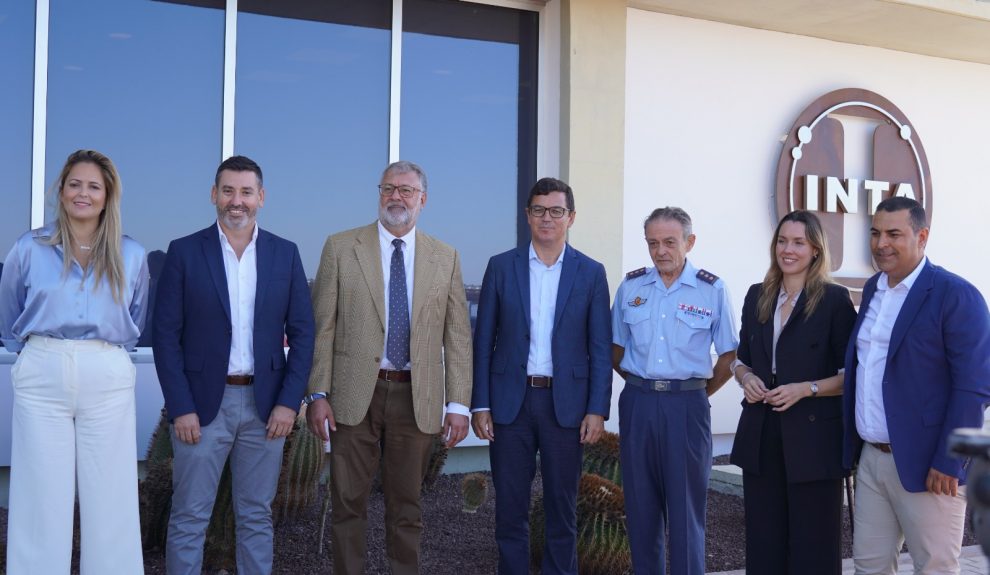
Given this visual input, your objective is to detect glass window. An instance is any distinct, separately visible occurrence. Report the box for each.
[45,0,224,345]
[0,1,35,258]
[45,0,225,257]
[401,0,539,286]
[235,0,392,277]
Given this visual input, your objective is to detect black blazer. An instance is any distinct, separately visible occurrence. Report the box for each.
[730,282,856,483]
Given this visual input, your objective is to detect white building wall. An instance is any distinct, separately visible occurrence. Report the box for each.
[624,9,990,453]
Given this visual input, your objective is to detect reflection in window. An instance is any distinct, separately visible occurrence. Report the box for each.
[401,0,539,287]
[235,0,391,277]
[0,1,34,255]
[46,0,225,345]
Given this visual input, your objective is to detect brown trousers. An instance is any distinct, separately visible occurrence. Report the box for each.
[330,378,435,575]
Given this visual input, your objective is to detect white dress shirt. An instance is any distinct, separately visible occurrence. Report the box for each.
[218,222,258,376]
[376,221,468,417]
[855,256,928,443]
[527,242,565,377]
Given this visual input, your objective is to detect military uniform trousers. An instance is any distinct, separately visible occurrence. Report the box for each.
[619,382,710,575]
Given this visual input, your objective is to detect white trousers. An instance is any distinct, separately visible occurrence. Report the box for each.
[6,336,144,575]
[854,442,967,575]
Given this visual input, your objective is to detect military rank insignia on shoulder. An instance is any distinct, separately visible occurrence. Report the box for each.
[696,269,719,284]
[625,267,648,279]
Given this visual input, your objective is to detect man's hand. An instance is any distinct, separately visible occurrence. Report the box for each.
[174,413,201,445]
[926,467,960,496]
[266,405,297,440]
[306,397,336,441]
[580,414,605,445]
[472,411,495,442]
[765,382,809,412]
[443,413,469,447]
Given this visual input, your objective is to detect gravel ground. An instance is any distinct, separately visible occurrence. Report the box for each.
[0,465,978,574]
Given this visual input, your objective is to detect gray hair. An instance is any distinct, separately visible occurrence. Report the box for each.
[382,160,428,192]
[644,206,693,239]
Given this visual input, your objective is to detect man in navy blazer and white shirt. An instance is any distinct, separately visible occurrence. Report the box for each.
[472,177,612,575]
[843,196,990,574]
[153,156,315,575]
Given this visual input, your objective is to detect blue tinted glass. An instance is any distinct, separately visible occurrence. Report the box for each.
[401,0,538,285]
[0,1,34,255]
[46,0,224,258]
[235,2,391,276]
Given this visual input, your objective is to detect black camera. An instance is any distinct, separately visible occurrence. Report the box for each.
[949,428,990,558]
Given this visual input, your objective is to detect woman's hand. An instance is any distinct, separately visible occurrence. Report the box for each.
[741,373,769,404]
[764,383,811,412]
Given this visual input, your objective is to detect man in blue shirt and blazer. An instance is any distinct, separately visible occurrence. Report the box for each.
[843,196,990,574]
[153,156,315,575]
[472,177,612,575]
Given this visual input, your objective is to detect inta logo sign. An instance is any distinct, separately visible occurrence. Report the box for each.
[774,88,932,296]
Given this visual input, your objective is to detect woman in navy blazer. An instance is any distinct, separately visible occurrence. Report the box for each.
[729,210,856,575]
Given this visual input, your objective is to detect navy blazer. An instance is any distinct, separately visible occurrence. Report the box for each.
[471,244,612,428]
[153,225,315,426]
[842,260,990,492]
[730,282,856,483]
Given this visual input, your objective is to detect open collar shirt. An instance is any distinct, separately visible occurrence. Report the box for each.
[855,256,928,443]
[218,222,258,376]
[527,242,566,377]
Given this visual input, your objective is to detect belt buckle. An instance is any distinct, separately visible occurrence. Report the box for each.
[653,379,669,392]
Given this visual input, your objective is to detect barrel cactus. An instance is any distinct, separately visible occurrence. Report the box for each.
[461,472,489,513]
[530,472,631,574]
[582,430,622,485]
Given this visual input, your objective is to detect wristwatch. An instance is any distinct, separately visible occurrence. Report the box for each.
[810,382,819,397]
[303,392,327,405]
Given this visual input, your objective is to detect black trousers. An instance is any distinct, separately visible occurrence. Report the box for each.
[742,408,843,575]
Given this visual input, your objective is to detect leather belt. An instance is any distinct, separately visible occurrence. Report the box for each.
[870,442,893,454]
[226,375,253,386]
[627,375,706,392]
[527,376,552,388]
[378,369,412,383]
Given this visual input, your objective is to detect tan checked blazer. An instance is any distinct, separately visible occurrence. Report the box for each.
[307,222,473,434]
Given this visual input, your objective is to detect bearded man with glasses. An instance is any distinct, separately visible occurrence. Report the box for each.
[305,161,473,575]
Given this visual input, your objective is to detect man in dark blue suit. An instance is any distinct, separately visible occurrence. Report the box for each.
[843,196,990,574]
[153,156,315,575]
[472,177,612,575]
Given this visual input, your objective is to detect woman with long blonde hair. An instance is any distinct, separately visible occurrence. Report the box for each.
[729,210,856,574]
[0,149,148,573]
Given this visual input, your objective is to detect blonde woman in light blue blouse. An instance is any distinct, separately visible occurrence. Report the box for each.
[0,150,149,574]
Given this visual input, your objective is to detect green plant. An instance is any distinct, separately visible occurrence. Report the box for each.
[582,430,622,485]
[461,472,489,513]
[530,472,631,574]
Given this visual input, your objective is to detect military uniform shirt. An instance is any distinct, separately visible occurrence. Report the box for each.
[611,260,737,380]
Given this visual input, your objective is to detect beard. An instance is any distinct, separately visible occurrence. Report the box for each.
[379,203,413,228]
[217,204,255,230]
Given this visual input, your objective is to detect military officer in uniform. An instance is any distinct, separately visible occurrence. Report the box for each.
[611,206,737,575]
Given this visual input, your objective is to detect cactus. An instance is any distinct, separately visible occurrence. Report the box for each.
[582,430,622,485]
[139,408,325,568]
[530,473,631,574]
[273,413,326,524]
[422,434,449,493]
[461,472,489,513]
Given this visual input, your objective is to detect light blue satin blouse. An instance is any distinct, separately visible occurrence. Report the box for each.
[0,224,150,353]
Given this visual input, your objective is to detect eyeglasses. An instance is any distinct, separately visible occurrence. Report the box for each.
[378,184,421,198]
[527,205,571,219]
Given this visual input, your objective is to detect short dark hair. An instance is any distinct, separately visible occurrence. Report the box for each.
[215,155,263,188]
[527,177,574,211]
[876,196,926,233]
[644,206,693,238]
